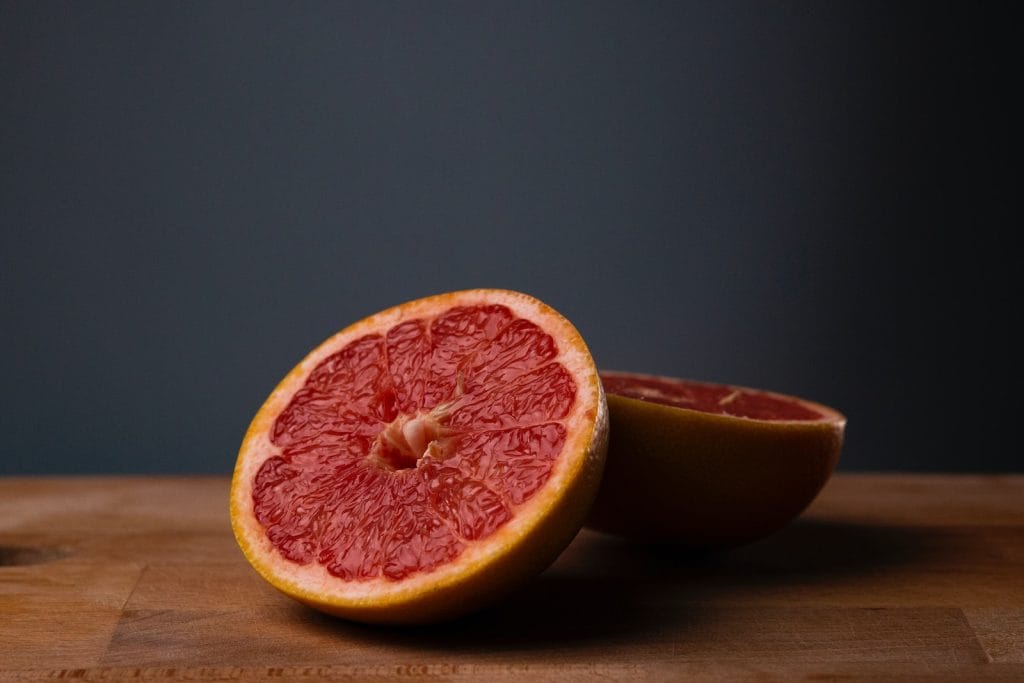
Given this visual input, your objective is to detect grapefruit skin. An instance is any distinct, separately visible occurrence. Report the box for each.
[586,371,844,548]
[230,289,608,624]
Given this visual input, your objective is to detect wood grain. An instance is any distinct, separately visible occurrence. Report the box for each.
[1,474,1022,680]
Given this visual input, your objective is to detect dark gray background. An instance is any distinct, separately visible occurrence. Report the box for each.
[1,2,1017,474]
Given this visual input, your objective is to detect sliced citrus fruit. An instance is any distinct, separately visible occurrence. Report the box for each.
[586,371,845,548]
[230,289,607,624]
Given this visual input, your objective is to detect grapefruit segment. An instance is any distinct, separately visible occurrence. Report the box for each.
[230,289,607,624]
[587,371,845,548]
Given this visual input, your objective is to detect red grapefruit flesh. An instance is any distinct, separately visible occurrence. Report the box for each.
[586,371,845,548]
[230,290,607,624]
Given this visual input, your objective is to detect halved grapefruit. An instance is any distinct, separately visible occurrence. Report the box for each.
[586,371,845,548]
[230,289,607,624]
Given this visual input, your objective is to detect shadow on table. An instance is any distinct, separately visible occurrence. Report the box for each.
[725,519,938,581]
[294,518,937,652]
[297,571,703,653]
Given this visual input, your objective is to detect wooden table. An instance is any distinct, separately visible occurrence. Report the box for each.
[1,475,1022,680]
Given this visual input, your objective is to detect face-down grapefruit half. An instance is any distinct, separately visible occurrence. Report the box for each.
[585,371,845,549]
[230,290,608,625]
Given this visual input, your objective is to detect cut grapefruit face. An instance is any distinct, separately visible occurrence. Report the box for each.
[586,371,845,548]
[230,289,607,624]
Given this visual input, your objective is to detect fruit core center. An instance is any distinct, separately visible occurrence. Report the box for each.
[375,410,446,470]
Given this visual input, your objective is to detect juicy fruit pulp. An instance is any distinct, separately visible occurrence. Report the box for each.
[600,373,825,421]
[254,306,575,580]
[587,371,844,547]
[231,290,607,624]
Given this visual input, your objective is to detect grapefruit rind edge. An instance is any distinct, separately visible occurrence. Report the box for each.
[599,369,848,428]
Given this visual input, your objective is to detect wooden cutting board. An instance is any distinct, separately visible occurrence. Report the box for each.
[1,474,1022,680]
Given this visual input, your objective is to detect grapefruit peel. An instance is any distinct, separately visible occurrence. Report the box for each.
[230,290,607,624]
[586,370,845,548]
